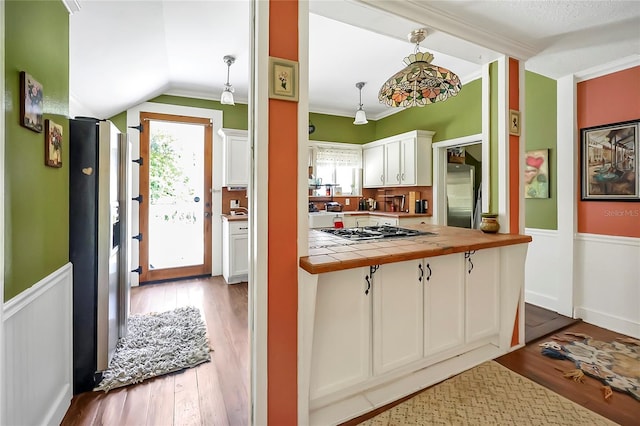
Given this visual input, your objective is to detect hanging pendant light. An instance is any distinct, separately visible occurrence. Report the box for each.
[379,29,462,108]
[220,55,235,106]
[353,82,368,125]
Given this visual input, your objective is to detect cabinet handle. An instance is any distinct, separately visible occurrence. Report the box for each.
[426,263,432,281]
[380,174,384,183]
[365,275,371,295]
[396,173,400,181]
[465,251,476,274]
[401,173,405,181]
[239,227,248,230]
[418,263,423,282]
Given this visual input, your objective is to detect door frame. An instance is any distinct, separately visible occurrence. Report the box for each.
[137,112,213,283]
[126,103,223,287]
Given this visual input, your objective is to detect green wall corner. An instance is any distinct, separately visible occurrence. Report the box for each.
[4,0,70,301]
[525,71,558,230]
[150,95,249,130]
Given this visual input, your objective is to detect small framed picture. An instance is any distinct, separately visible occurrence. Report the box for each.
[20,71,44,133]
[581,120,638,201]
[45,119,63,168]
[509,110,520,136]
[524,149,550,198]
[268,57,299,102]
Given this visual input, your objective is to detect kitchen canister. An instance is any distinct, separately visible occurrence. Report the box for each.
[480,213,500,233]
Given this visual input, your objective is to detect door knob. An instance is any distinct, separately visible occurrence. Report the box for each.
[194,196,201,202]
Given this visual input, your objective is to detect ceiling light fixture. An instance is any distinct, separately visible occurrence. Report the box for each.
[353,82,368,125]
[379,28,462,108]
[220,55,236,106]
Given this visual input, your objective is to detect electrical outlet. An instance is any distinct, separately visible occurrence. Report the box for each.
[230,199,240,209]
[345,198,350,206]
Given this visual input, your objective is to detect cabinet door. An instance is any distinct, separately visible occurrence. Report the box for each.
[363,145,385,188]
[373,260,423,375]
[400,137,416,185]
[310,268,371,399]
[384,139,401,186]
[371,216,398,226]
[223,131,249,186]
[465,248,500,342]
[229,233,248,278]
[423,254,465,357]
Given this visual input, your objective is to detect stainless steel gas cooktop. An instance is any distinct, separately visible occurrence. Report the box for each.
[320,225,436,241]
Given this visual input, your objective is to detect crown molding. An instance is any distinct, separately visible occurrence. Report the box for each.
[357,0,539,60]
[61,0,81,15]
[574,55,640,82]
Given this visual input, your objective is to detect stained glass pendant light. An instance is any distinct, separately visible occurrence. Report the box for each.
[220,55,236,106]
[353,82,368,125]
[379,29,462,108]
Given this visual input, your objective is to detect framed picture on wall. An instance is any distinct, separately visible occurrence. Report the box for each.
[20,71,44,133]
[268,57,299,102]
[525,149,549,198]
[45,119,63,168]
[580,120,639,201]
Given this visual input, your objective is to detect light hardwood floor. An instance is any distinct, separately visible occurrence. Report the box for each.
[61,276,249,426]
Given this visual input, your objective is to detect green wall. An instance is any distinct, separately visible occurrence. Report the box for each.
[150,95,249,130]
[525,71,557,229]
[4,0,69,301]
[309,112,375,144]
[374,78,482,142]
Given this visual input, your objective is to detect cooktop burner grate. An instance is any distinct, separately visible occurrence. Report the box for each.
[319,225,436,241]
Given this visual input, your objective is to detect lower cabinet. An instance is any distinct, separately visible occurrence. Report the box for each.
[423,253,465,356]
[465,248,500,342]
[372,261,423,374]
[222,220,248,284]
[309,267,371,399]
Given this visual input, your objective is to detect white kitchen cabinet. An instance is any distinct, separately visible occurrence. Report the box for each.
[362,144,385,187]
[363,130,435,188]
[222,219,248,284]
[310,267,371,400]
[423,253,465,357]
[218,128,249,187]
[399,216,432,227]
[465,248,500,342]
[372,260,424,375]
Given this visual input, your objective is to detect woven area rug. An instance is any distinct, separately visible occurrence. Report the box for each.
[94,306,211,392]
[540,334,640,401]
[359,361,615,425]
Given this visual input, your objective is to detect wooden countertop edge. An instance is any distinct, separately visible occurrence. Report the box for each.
[221,214,249,221]
[299,235,532,274]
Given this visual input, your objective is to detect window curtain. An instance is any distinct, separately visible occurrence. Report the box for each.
[315,147,361,167]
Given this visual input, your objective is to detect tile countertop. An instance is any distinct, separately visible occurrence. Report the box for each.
[300,224,532,274]
[343,211,432,218]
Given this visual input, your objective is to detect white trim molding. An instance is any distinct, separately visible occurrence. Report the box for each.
[2,263,73,426]
[575,54,640,83]
[0,0,5,416]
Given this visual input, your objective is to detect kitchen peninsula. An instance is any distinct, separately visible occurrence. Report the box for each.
[298,224,532,425]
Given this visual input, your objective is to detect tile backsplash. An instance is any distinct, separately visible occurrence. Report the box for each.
[309,186,432,214]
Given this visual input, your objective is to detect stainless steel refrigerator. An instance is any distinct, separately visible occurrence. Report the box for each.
[446,163,476,229]
[69,118,131,393]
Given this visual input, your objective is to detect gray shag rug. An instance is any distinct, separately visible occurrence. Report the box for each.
[94,306,211,392]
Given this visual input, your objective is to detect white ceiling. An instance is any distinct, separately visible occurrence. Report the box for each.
[68,0,640,121]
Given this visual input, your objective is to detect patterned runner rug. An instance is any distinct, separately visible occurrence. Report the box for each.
[359,361,615,425]
[94,306,211,392]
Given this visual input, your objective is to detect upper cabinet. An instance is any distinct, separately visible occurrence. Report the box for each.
[362,130,435,188]
[218,128,249,187]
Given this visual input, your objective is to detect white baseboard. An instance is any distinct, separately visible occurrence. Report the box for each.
[524,290,558,313]
[2,263,73,426]
[574,306,640,339]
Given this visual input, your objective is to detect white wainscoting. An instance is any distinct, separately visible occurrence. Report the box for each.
[575,234,640,339]
[524,228,561,311]
[2,263,73,426]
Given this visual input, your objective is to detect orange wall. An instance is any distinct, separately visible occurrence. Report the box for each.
[509,58,520,234]
[268,0,299,423]
[577,66,640,237]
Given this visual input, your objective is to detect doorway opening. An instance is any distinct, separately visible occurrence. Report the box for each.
[138,112,213,283]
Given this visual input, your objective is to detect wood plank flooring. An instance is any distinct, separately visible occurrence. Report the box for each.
[61,276,249,426]
[524,302,579,343]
